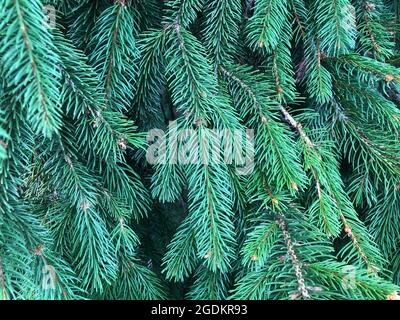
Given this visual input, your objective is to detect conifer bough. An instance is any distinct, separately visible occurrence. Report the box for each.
[0,0,400,300]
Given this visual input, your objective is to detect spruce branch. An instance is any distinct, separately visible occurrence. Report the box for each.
[88,1,140,112]
[279,104,384,269]
[276,215,310,299]
[1,0,400,300]
[0,0,63,136]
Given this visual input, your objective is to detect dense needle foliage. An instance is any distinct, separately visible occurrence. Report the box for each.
[0,0,400,300]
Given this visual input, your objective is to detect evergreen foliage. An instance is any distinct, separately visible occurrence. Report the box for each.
[0,0,400,300]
